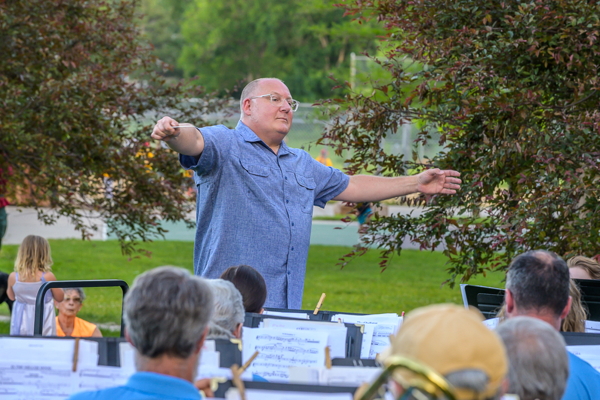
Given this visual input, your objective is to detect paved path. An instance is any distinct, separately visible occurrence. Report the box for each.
[2,205,428,249]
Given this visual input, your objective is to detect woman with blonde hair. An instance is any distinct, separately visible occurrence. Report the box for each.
[7,235,63,335]
[568,256,600,280]
[561,279,587,332]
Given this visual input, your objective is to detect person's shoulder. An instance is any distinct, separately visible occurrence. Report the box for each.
[67,387,120,400]
[569,352,600,372]
[44,271,57,281]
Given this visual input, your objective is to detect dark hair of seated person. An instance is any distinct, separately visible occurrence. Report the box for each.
[220,264,267,313]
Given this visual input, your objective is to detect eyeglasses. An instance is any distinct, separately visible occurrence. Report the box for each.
[249,94,299,112]
[64,297,83,304]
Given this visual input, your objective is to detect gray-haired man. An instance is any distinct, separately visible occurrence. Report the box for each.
[67,266,214,400]
[497,316,569,400]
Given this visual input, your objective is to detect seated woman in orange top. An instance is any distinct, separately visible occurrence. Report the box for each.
[55,288,102,337]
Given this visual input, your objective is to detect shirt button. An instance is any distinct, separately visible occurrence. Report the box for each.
[291,247,294,251]
[291,222,295,226]
[285,176,288,180]
[286,199,289,203]
[287,271,291,275]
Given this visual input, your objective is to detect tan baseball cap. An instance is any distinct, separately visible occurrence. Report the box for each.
[379,304,507,400]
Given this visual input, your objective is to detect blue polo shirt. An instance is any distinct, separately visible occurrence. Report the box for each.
[180,121,349,309]
[67,372,202,400]
[562,352,600,400]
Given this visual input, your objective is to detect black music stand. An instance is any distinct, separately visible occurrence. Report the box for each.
[573,279,600,321]
[460,284,505,319]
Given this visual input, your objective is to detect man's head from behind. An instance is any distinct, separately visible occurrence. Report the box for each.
[124,266,214,360]
[381,304,507,400]
[205,279,245,338]
[496,316,569,400]
[505,250,571,328]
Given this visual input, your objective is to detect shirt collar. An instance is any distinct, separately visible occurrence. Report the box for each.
[236,120,294,157]
[126,372,201,399]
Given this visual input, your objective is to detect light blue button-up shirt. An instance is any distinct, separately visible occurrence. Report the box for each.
[180,121,349,309]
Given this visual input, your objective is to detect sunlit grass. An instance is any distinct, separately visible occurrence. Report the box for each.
[0,240,506,334]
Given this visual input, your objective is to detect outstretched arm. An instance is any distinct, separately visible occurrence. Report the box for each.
[333,169,461,202]
[151,116,205,157]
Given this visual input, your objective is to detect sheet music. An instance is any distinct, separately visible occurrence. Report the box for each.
[225,388,353,400]
[289,366,381,387]
[262,311,310,320]
[370,324,398,359]
[75,365,131,392]
[262,319,347,359]
[0,337,98,367]
[567,345,600,372]
[330,314,402,359]
[0,361,77,400]
[242,327,328,383]
[585,320,600,334]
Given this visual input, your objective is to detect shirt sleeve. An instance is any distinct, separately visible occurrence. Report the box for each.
[308,156,350,208]
[179,125,231,176]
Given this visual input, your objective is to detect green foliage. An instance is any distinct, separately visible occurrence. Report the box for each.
[324,0,600,284]
[0,0,230,254]
[177,0,382,101]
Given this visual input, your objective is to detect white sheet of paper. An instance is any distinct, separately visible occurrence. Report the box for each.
[262,311,310,320]
[242,327,328,383]
[0,337,98,367]
[262,319,347,359]
[289,366,382,387]
[225,388,353,400]
[483,317,500,330]
[75,365,131,392]
[330,314,401,359]
[195,350,221,379]
[369,324,398,359]
[119,341,136,373]
[195,367,253,381]
[203,339,217,352]
[567,345,600,371]
[0,361,78,400]
[585,320,600,334]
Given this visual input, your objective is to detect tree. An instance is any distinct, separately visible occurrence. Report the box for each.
[0,0,229,254]
[178,0,381,101]
[323,0,600,283]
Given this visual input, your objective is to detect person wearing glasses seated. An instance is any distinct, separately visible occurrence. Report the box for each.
[55,287,102,338]
[151,77,462,310]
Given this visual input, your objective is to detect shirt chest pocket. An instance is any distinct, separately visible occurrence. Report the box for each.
[240,161,270,178]
[294,173,316,213]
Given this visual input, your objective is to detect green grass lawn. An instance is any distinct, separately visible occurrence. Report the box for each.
[0,240,506,335]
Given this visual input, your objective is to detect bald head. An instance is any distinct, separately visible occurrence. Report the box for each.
[506,250,570,319]
[239,78,285,113]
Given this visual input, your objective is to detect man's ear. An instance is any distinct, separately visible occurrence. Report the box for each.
[242,98,252,117]
[560,296,573,320]
[233,323,243,339]
[194,326,209,355]
[505,289,516,315]
[125,329,134,347]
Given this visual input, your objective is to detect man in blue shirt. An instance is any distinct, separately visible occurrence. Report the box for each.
[67,267,214,400]
[151,78,462,309]
[504,250,600,400]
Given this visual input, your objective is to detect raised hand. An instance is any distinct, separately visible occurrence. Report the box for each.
[416,168,461,195]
